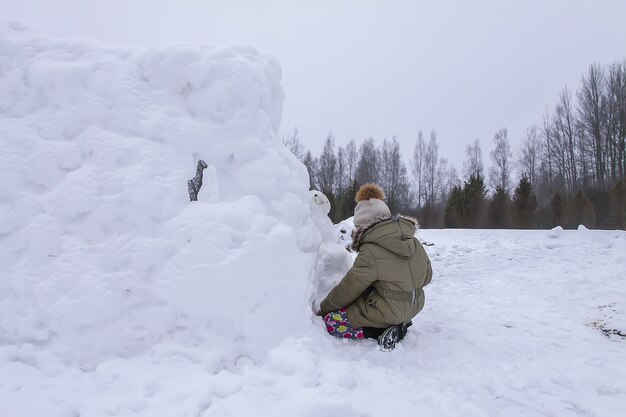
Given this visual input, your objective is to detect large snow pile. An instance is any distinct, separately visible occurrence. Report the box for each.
[0,20,335,370]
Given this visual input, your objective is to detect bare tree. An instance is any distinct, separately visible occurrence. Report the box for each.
[445,165,461,199]
[552,87,579,196]
[423,131,439,206]
[281,127,305,161]
[379,137,410,212]
[489,127,513,193]
[577,63,607,188]
[576,120,594,189]
[436,158,451,202]
[336,145,347,194]
[517,125,542,187]
[463,139,484,179]
[315,133,337,195]
[606,61,626,182]
[539,110,557,197]
[422,131,449,207]
[411,131,427,207]
[343,139,359,189]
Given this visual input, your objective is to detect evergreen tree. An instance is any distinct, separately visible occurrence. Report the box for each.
[609,181,626,230]
[488,186,510,228]
[564,190,596,229]
[462,174,487,228]
[355,138,379,186]
[550,192,565,226]
[336,179,359,221]
[444,174,486,228]
[444,185,463,228]
[513,176,538,228]
[585,188,611,228]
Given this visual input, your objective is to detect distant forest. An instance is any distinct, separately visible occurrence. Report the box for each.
[283,60,626,230]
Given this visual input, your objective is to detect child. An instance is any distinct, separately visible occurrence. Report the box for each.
[317,184,433,350]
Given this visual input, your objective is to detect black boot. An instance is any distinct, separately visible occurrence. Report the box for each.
[398,321,412,341]
[363,327,385,340]
[378,326,400,351]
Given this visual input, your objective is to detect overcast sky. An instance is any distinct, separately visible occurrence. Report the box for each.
[4,0,626,173]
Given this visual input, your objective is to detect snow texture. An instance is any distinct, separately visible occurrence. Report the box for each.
[0,20,322,370]
[2,21,626,417]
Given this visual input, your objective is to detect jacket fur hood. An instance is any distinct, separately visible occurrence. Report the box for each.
[351,214,419,253]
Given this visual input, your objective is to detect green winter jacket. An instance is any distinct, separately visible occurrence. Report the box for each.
[320,216,432,328]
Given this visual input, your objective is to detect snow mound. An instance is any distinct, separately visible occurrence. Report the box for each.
[0,21,327,368]
[547,225,564,238]
[305,192,352,311]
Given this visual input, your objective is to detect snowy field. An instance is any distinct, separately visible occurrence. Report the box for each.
[1,21,626,417]
[2,228,626,417]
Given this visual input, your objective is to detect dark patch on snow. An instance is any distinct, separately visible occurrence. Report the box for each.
[590,303,625,340]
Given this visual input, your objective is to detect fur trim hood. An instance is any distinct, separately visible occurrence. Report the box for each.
[351,214,419,253]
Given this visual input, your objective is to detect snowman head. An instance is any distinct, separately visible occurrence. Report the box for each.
[309,190,331,215]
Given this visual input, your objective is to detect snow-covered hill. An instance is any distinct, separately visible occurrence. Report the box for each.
[1,22,626,417]
[0,20,337,370]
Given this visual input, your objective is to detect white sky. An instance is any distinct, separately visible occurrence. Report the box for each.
[4,0,626,174]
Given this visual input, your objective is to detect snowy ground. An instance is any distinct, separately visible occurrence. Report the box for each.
[2,21,626,417]
[2,228,625,417]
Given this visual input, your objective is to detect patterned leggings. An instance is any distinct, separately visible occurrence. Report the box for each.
[323,308,365,339]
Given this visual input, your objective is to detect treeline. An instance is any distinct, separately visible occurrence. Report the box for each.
[284,130,457,223]
[284,60,626,230]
